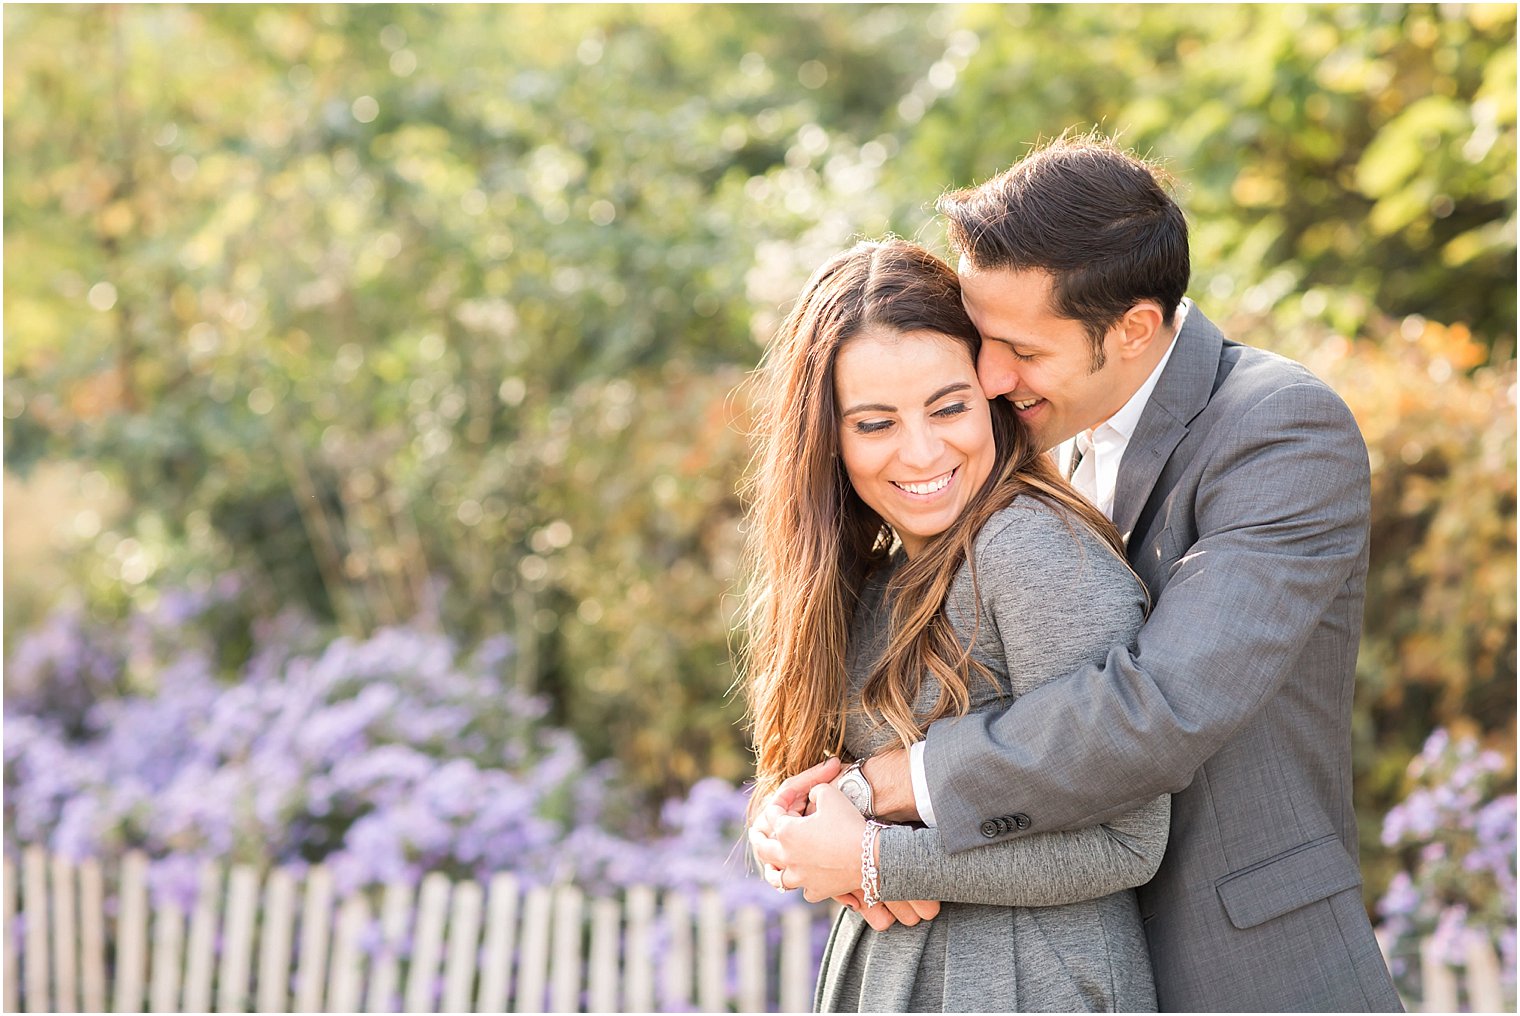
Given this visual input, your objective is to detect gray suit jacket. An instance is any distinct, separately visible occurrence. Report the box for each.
[923,307,1403,1012]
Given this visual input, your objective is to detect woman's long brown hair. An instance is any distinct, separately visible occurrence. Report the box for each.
[740,239,1127,811]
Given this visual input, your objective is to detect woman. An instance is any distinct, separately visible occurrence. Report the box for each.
[741,239,1169,1012]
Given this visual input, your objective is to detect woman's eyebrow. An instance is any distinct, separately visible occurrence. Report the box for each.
[924,382,974,404]
[840,400,894,416]
[841,382,975,417]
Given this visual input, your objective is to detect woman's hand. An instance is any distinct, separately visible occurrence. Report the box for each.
[752,756,840,890]
[750,784,941,925]
[755,783,865,901]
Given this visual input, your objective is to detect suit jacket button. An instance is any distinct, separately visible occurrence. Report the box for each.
[1012,813,1031,830]
[980,819,1000,838]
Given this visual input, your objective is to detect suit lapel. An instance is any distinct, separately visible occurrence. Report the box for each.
[1111,307,1225,540]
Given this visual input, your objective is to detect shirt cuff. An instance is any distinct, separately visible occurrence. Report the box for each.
[908,740,938,828]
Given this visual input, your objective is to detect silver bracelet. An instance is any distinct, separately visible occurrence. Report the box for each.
[860,819,887,909]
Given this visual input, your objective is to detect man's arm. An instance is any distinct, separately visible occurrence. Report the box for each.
[861,748,918,822]
[919,381,1371,853]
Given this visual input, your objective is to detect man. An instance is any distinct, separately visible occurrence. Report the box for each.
[762,134,1402,1011]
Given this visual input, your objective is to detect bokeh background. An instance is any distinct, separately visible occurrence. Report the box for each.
[4,2,1515,1006]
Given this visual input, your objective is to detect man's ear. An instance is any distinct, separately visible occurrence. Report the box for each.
[1113,300,1167,360]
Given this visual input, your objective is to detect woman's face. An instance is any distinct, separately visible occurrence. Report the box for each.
[835,327,996,558]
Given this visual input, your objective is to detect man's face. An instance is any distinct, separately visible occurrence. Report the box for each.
[958,264,1130,451]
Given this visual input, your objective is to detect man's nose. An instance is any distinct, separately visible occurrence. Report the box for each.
[977,346,1017,398]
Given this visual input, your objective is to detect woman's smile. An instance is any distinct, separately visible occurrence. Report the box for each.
[891,467,957,497]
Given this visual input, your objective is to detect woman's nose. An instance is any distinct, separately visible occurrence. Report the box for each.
[899,422,943,468]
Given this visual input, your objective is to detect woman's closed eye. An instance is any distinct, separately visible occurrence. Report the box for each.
[853,418,894,435]
[932,401,971,419]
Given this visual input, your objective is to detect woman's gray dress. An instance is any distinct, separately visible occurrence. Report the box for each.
[815,499,1170,1013]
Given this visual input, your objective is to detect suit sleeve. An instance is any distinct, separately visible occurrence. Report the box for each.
[876,500,1167,903]
[924,380,1371,853]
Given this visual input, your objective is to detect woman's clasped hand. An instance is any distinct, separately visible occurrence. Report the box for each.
[749,757,940,930]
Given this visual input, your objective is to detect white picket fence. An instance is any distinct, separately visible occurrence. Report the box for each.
[3,847,827,1013]
[5,846,1512,1013]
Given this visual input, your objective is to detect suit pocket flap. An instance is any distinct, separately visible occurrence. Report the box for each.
[1214,834,1363,930]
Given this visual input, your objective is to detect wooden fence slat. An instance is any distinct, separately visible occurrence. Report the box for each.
[780,905,815,1013]
[326,893,371,1014]
[697,888,727,1012]
[217,864,260,1013]
[586,896,621,1013]
[255,868,297,1014]
[49,855,78,1012]
[22,847,49,1014]
[403,871,451,1014]
[736,904,766,1013]
[3,856,19,1014]
[78,858,107,1012]
[112,851,149,1014]
[441,879,483,1012]
[514,885,552,1013]
[549,885,584,1013]
[148,901,186,1014]
[661,891,693,1012]
[622,885,655,1014]
[364,880,414,1014]
[475,873,519,1014]
[182,859,223,1013]
[1465,934,1505,1013]
[293,865,334,1013]
[1420,934,1460,1013]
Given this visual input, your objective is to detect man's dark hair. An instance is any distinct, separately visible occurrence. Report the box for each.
[938,131,1190,368]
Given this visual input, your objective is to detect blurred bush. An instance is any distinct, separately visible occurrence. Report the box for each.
[2,577,782,913]
[3,2,1515,903]
[1375,728,1516,1008]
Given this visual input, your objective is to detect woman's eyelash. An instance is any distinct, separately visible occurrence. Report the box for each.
[852,403,969,432]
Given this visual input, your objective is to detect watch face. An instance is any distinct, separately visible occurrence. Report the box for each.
[840,772,869,812]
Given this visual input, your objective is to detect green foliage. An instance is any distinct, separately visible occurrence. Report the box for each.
[4,4,1515,893]
[899,4,1516,345]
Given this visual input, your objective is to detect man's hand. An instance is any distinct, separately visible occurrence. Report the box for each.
[859,747,920,823]
[834,890,940,931]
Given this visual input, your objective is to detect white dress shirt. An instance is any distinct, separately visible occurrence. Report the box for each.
[908,299,1190,827]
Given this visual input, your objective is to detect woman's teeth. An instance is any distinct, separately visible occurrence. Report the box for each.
[1013,397,1040,410]
[894,470,954,495]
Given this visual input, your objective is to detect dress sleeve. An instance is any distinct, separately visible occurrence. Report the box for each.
[877,500,1168,906]
[876,793,1169,906]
